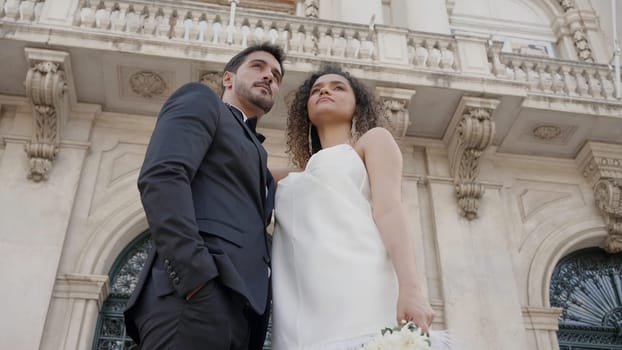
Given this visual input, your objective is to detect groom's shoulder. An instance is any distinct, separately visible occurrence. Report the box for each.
[169,82,221,102]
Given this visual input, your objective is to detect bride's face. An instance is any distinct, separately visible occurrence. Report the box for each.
[307,74,356,126]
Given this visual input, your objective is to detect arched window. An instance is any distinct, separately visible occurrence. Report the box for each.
[550,248,622,349]
[91,232,273,349]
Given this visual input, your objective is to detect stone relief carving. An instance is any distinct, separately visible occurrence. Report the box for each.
[199,71,224,96]
[304,0,319,18]
[576,141,622,253]
[129,71,167,98]
[594,179,622,253]
[556,0,594,62]
[533,125,562,140]
[375,87,415,141]
[446,97,499,220]
[24,59,67,182]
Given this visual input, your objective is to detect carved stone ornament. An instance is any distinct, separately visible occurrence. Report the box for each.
[375,87,415,141]
[199,71,224,96]
[576,141,622,253]
[446,97,499,220]
[594,179,622,253]
[304,0,319,18]
[129,71,167,98]
[533,125,562,140]
[558,0,575,11]
[24,58,68,182]
[557,0,595,62]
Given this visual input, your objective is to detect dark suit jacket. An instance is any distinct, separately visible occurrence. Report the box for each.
[124,82,275,342]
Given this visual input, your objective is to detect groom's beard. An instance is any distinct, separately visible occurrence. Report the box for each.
[235,80,274,114]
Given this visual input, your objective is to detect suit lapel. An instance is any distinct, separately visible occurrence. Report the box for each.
[225,104,267,215]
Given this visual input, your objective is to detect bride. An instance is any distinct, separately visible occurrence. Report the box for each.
[271,66,435,349]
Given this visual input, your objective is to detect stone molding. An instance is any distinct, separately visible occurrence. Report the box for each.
[23,48,72,182]
[444,96,499,220]
[375,86,415,140]
[576,141,622,253]
[522,306,562,330]
[53,274,109,310]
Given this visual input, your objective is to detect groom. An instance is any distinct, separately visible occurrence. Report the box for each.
[124,43,284,349]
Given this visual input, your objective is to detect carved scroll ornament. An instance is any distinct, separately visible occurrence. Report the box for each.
[24,61,67,182]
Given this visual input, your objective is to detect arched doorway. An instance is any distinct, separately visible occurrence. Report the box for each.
[91,231,273,349]
[550,248,622,349]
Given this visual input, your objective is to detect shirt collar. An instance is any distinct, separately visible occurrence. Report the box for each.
[227,103,248,122]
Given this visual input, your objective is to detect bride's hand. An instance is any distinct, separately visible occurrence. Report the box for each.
[396,288,434,333]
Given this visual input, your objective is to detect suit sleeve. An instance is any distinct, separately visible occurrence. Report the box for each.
[138,82,220,297]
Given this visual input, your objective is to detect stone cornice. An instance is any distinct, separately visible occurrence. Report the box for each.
[576,141,622,253]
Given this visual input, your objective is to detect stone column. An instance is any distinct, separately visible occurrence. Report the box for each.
[0,48,94,350]
[319,0,383,25]
[394,0,451,34]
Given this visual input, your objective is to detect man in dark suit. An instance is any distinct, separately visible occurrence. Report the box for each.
[123,43,284,350]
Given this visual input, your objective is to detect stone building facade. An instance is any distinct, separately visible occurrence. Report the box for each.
[0,0,621,349]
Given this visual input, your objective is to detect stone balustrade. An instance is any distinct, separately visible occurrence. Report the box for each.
[407,32,458,71]
[1,0,45,22]
[71,0,377,62]
[1,0,620,104]
[489,42,620,101]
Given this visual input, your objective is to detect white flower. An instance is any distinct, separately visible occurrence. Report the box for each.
[362,322,433,350]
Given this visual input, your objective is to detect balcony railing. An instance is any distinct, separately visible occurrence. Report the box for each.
[488,42,620,101]
[0,0,620,102]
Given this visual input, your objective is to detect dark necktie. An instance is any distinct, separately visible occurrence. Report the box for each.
[245,117,266,143]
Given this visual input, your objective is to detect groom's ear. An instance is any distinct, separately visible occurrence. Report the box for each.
[222,71,234,90]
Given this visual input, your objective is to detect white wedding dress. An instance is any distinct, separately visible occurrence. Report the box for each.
[271,144,399,349]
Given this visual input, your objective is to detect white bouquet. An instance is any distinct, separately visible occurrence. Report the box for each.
[362,322,434,349]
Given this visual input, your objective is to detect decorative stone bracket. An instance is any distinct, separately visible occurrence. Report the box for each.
[24,48,73,182]
[375,86,416,140]
[444,97,499,220]
[576,141,622,253]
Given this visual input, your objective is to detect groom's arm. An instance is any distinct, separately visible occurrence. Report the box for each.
[138,82,220,298]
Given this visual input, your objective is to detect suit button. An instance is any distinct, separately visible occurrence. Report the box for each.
[164,259,170,266]
[166,265,173,273]
[169,271,177,278]
[173,277,180,285]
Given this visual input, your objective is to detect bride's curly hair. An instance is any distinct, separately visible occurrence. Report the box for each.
[286,65,385,168]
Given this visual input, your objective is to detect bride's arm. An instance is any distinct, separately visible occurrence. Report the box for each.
[270,167,299,187]
[358,127,434,333]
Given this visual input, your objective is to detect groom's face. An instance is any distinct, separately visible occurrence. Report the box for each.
[226,51,282,114]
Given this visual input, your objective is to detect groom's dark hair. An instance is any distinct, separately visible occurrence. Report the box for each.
[220,43,286,96]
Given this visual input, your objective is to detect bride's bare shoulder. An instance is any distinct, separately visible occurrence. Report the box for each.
[355,127,397,150]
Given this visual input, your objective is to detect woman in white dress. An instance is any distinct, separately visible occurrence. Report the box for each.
[271,66,434,349]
